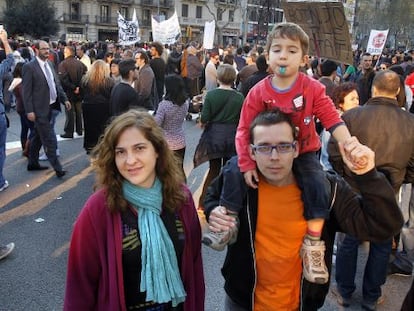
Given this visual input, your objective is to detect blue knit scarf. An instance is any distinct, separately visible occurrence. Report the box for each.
[122,178,186,307]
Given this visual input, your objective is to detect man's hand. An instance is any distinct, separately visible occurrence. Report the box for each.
[27,112,35,122]
[243,169,259,189]
[208,206,237,232]
[339,140,375,175]
[0,28,8,43]
[74,87,80,95]
[342,136,369,169]
[65,101,71,111]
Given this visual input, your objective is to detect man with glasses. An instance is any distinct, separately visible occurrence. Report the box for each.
[133,50,157,110]
[23,40,70,178]
[205,51,220,91]
[203,109,403,310]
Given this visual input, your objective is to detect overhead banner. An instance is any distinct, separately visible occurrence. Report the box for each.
[203,20,215,50]
[281,1,353,64]
[366,29,389,55]
[151,12,181,44]
[118,9,140,45]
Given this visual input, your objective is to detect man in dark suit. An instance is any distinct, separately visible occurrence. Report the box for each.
[58,45,87,138]
[22,40,71,178]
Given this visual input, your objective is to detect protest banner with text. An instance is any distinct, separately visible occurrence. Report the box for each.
[281,1,353,64]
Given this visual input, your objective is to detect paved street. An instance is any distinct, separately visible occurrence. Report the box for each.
[0,109,412,310]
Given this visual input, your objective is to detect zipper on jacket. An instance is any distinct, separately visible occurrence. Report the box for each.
[246,197,257,310]
[330,180,338,210]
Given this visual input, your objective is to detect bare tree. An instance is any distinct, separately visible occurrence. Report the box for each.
[381,0,414,50]
[204,0,238,47]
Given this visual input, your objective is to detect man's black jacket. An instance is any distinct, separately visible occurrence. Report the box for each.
[204,157,404,311]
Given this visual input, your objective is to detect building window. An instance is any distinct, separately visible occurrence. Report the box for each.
[182,4,188,17]
[70,2,80,21]
[100,5,109,23]
[142,9,151,26]
[196,6,202,19]
[120,7,128,19]
[217,8,223,21]
[229,10,234,22]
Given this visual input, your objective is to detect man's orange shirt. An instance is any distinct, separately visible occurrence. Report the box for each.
[254,180,307,311]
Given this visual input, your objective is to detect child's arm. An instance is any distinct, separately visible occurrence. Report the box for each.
[332,125,367,169]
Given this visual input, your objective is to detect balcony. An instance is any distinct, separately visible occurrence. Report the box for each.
[95,16,118,25]
[141,0,173,8]
[97,0,133,3]
[217,20,240,29]
[180,17,209,26]
[62,13,89,24]
[214,0,238,6]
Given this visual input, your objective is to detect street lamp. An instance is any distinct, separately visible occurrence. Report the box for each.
[85,22,89,41]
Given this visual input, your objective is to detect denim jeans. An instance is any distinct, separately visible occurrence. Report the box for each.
[293,151,330,220]
[0,112,6,187]
[335,234,392,304]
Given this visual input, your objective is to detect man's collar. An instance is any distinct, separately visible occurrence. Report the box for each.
[36,56,47,66]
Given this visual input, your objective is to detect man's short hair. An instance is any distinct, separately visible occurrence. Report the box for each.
[65,45,75,56]
[320,60,338,76]
[151,42,164,56]
[256,55,268,72]
[266,22,309,56]
[372,70,400,96]
[249,109,299,144]
[135,49,149,64]
[118,59,136,79]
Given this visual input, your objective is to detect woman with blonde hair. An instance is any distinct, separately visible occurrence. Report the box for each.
[64,110,204,310]
[81,59,115,153]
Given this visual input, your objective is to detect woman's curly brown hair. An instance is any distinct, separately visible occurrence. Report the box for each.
[92,110,187,213]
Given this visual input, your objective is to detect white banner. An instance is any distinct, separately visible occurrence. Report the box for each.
[203,20,215,50]
[118,9,140,45]
[151,12,181,44]
[366,29,389,55]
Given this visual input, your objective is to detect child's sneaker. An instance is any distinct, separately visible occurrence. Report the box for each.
[202,230,232,251]
[202,210,239,251]
[300,238,329,284]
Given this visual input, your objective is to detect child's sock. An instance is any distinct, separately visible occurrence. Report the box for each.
[306,229,321,241]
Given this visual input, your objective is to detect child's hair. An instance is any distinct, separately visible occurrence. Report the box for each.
[266,22,309,56]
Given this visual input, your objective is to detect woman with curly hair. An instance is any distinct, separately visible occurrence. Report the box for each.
[64,110,204,311]
[81,59,115,153]
[320,82,359,171]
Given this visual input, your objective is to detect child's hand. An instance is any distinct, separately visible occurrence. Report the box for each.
[244,169,259,189]
[339,139,374,175]
[343,136,369,169]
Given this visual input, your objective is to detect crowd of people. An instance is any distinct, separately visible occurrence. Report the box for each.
[1,21,414,310]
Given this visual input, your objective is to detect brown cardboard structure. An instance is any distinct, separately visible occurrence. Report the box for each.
[281,1,353,64]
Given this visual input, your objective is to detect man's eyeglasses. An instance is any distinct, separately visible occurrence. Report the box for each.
[251,142,297,155]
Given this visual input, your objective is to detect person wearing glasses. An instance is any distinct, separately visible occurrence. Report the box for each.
[204,51,220,91]
[203,109,403,311]
[210,23,363,288]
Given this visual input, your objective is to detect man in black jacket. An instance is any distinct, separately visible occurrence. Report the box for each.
[328,70,414,310]
[204,109,403,311]
[58,45,87,138]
